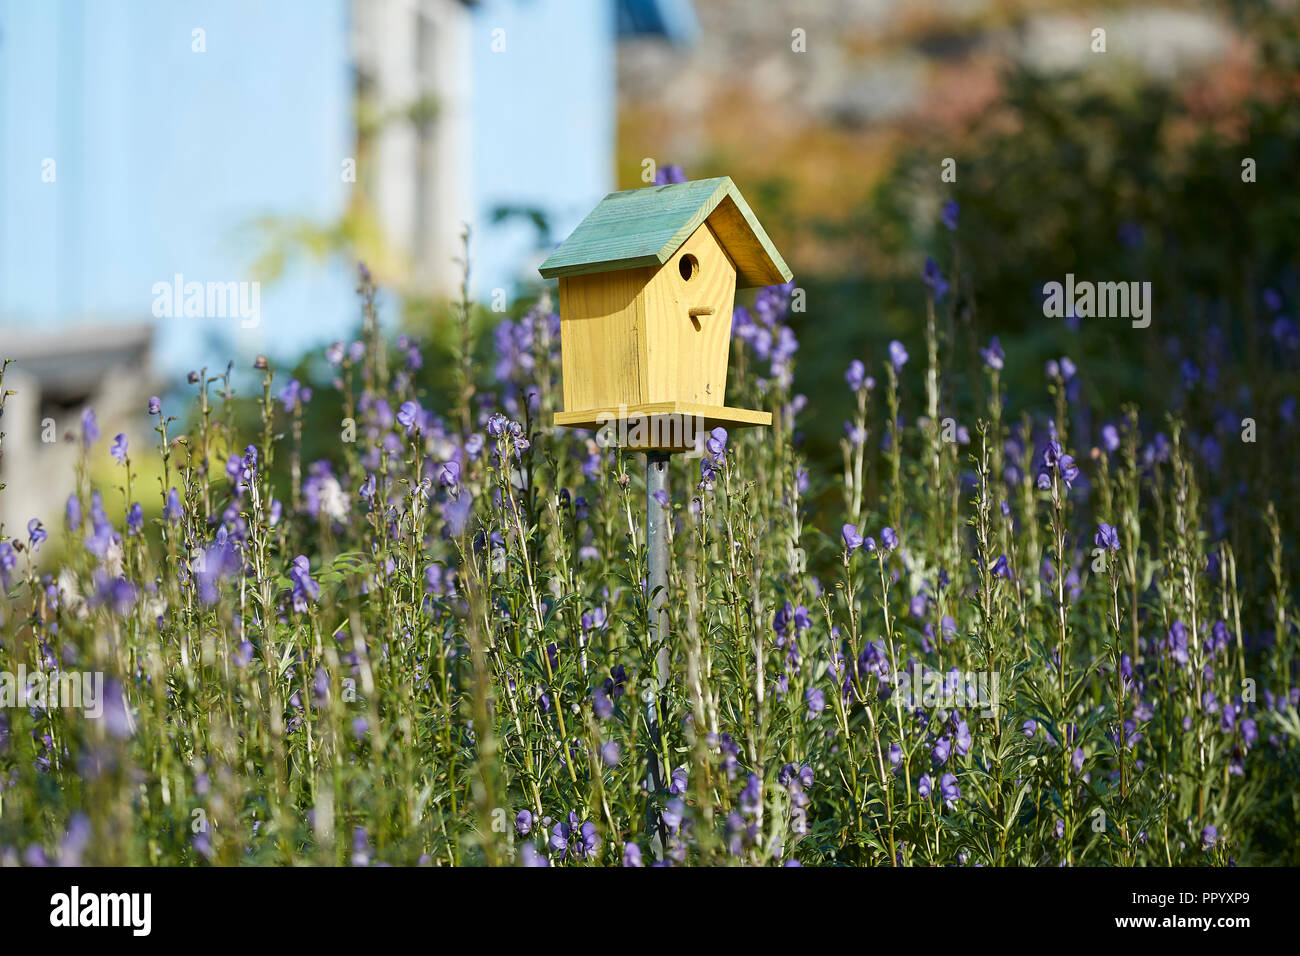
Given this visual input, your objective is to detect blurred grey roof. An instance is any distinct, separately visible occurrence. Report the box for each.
[2,322,153,401]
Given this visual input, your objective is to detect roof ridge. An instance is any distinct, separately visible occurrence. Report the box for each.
[538,176,791,287]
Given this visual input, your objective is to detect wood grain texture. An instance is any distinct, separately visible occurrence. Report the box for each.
[641,221,736,407]
[705,194,793,288]
[557,268,650,411]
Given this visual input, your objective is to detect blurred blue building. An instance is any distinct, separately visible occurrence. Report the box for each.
[0,0,696,374]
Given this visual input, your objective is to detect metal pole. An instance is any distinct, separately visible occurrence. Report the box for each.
[645,450,672,858]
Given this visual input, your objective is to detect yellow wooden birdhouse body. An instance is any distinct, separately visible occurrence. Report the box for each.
[539,177,792,444]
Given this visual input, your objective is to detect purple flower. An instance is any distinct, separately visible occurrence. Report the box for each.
[0,541,16,591]
[83,494,119,558]
[922,257,949,301]
[100,679,132,738]
[1038,439,1079,490]
[110,433,128,464]
[601,741,621,766]
[148,396,161,415]
[845,359,869,391]
[940,199,959,232]
[932,735,952,766]
[662,798,685,831]
[773,601,801,636]
[623,842,643,867]
[955,720,972,756]
[918,773,933,798]
[196,535,241,604]
[889,340,909,372]
[520,844,549,867]
[1058,453,1079,488]
[669,766,688,795]
[164,488,183,524]
[654,164,687,185]
[93,573,137,615]
[842,523,864,552]
[439,460,461,495]
[289,555,320,612]
[1241,718,1258,747]
[740,774,762,816]
[80,407,100,446]
[548,821,569,858]
[1202,825,1218,849]
[939,772,961,808]
[59,814,92,866]
[396,400,421,432]
[805,687,826,720]
[550,811,600,860]
[880,527,899,552]
[980,336,1004,370]
[126,502,143,535]
[27,518,47,552]
[279,378,312,412]
[1101,424,1120,452]
[1094,522,1120,552]
[1165,620,1190,666]
[705,427,728,462]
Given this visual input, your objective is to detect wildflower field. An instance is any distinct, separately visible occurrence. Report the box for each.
[2,215,1297,870]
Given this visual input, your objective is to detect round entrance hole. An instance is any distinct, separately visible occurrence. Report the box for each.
[678,253,699,281]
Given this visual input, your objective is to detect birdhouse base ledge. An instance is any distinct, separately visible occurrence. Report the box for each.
[552,402,772,451]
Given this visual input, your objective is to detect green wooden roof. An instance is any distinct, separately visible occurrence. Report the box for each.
[538,176,792,288]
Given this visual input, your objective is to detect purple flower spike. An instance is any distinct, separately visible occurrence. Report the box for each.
[941,199,959,232]
[889,340,909,372]
[980,336,1004,370]
[922,258,949,301]
[846,359,867,391]
[80,408,100,446]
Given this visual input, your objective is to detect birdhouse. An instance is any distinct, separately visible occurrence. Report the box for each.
[539,176,792,450]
